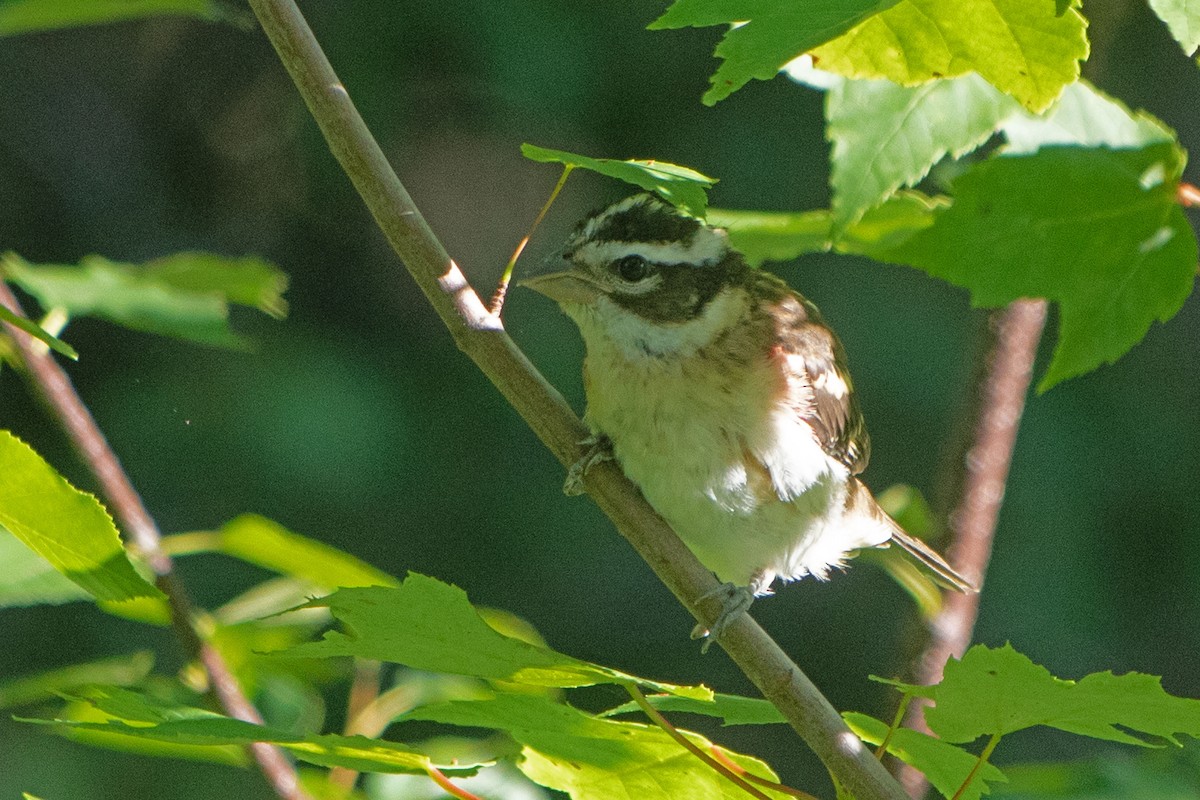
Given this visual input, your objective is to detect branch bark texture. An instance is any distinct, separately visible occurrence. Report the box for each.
[245,2,909,798]
[0,284,310,800]
[899,298,1047,797]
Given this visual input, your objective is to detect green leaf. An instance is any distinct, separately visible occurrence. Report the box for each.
[0,0,222,36]
[874,144,1197,391]
[650,0,899,105]
[172,514,398,590]
[600,692,787,725]
[0,431,164,603]
[709,191,946,266]
[0,652,154,710]
[2,251,287,349]
[405,694,791,800]
[901,643,1200,746]
[1001,81,1176,154]
[0,305,78,359]
[1147,0,1200,56]
[844,712,1007,800]
[278,576,711,698]
[521,144,716,217]
[0,528,92,608]
[996,747,1200,799]
[811,0,1089,112]
[26,686,483,776]
[825,73,1022,229]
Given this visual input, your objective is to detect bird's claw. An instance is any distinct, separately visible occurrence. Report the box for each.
[563,433,614,496]
[690,582,755,654]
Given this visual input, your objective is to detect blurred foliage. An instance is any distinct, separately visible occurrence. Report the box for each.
[0,0,1198,798]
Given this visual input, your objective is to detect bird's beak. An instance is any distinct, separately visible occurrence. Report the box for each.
[518,269,603,306]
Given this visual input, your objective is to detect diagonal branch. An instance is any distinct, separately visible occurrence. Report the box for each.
[897,299,1047,797]
[245,1,908,798]
[0,284,311,800]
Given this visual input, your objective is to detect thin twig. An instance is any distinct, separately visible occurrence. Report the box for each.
[328,658,383,791]
[0,283,311,800]
[1178,182,1200,207]
[898,299,1046,797]
[623,684,774,800]
[245,2,909,798]
[490,163,574,315]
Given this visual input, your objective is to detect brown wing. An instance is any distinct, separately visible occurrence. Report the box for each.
[755,273,871,474]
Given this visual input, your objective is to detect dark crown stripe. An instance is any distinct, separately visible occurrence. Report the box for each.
[589,197,702,245]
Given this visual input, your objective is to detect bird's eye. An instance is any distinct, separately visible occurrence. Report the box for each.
[615,254,651,282]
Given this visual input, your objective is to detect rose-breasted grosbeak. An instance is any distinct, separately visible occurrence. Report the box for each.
[522,194,972,647]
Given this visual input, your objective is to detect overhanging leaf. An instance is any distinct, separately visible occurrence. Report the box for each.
[0,652,155,710]
[600,692,787,725]
[811,0,1089,112]
[824,73,1022,230]
[522,144,716,217]
[0,0,223,36]
[276,575,711,698]
[0,431,163,603]
[873,144,1197,391]
[1001,81,1176,154]
[650,0,900,105]
[1147,0,1200,56]
[2,251,287,349]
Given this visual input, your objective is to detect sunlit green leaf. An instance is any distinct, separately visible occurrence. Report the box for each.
[25,686,483,776]
[2,252,287,349]
[0,305,77,359]
[811,0,1089,112]
[874,144,1197,391]
[168,514,397,591]
[709,191,945,266]
[522,144,716,217]
[0,0,222,36]
[891,643,1200,746]
[650,0,899,105]
[0,431,163,603]
[845,712,1007,800]
[0,652,154,710]
[277,575,711,698]
[1001,81,1176,154]
[600,692,786,725]
[405,694,791,800]
[824,73,1021,229]
[1147,0,1200,56]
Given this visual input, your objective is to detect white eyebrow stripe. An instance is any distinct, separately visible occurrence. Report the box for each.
[578,228,727,268]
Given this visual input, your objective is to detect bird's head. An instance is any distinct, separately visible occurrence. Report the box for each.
[521,194,751,358]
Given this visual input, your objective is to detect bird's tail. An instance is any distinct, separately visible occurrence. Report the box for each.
[850,478,977,594]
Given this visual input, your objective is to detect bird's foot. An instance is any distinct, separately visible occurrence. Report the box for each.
[563,433,614,496]
[690,582,755,654]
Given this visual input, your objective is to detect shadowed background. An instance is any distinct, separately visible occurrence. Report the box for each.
[1,1,1198,797]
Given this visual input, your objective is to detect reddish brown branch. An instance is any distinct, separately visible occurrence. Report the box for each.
[898,298,1047,797]
[0,283,310,800]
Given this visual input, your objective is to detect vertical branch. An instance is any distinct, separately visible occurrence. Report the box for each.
[0,283,311,800]
[898,298,1047,797]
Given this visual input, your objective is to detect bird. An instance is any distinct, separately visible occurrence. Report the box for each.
[521,193,973,649]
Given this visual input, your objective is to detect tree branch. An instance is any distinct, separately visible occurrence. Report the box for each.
[245,1,909,798]
[0,284,311,800]
[897,299,1047,797]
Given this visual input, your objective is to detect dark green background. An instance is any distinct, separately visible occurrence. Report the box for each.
[1,1,1198,797]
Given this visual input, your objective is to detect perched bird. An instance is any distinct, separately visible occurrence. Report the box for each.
[522,194,972,648]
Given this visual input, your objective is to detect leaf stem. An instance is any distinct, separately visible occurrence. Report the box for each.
[160,530,223,556]
[874,692,913,760]
[425,764,484,800]
[623,683,774,800]
[707,744,821,800]
[490,164,574,316]
[327,658,383,791]
[0,286,311,800]
[950,733,1001,800]
[245,2,910,797]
